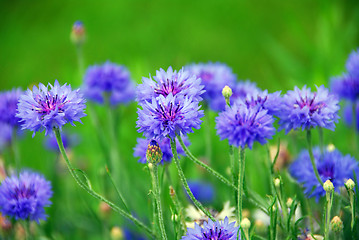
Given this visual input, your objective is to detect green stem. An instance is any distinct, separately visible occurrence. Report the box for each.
[150,164,167,240]
[237,147,245,224]
[265,144,275,196]
[306,129,324,186]
[177,134,269,213]
[204,109,212,164]
[53,128,155,238]
[170,138,215,221]
[105,166,130,213]
[324,191,333,240]
[10,129,20,170]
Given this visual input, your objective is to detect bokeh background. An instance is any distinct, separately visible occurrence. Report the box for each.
[1,0,359,239]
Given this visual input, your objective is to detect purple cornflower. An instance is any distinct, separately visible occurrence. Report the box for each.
[16,80,86,136]
[0,170,53,222]
[278,86,340,134]
[134,136,190,164]
[136,67,204,104]
[84,62,136,105]
[236,89,282,116]
[290,147,359,201]
[0,88,22,127]
[231,80,260,101]
[137,94,204,139]
[216,103,275,149]
[330,74,359,102]
[346,49,359,77]
[187,180,215,204]
[45,132,78,152]
[181,217,239,240]
[185,62,236,111]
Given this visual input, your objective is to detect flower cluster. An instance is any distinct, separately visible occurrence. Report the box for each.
[181,217,239,240]
[278,86,339,133]
[0,170,53,222]
[185,62,236,111]
[216,103,275,149]
[290,147,359,200]
[136,67,205,139]
[17,80,86,136]
[134,136,190,164]
[84,61,136,105]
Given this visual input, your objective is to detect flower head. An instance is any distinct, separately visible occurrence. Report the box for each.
[134,136,190,164]
[216,103,275,149]
[16,80,86,136]
[278,86,339,134]
[330,74,359,102]
[185,62,236,111]
[0,170,53,222]
[231,80,260,101]
[346,49,359,77]
[343,102,359,131]
[182,217,239,240]
[289,147,359,201]
[0,88,22,127]
[236,89,282,116]
[84,62,136,105]
[137,66,204,104]
[137,94,204,139]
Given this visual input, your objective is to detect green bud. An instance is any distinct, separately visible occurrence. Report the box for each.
[274,178,281,188]
[330,216,343,233]
[323,180,334,192]
[222,85,233,99]
[146,140,163,164]
[345,179,355,190]
[240,218,251,230]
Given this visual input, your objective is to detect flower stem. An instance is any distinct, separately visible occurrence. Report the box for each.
[149,164,167,240]
[177,134,269,213]
[237,147,245,224]
[306,129,323,186]
[53,128,155,238]
[324,191,333,240]
[170,138,215,221]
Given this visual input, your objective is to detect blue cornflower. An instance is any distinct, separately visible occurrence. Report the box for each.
[0,170,53,222]
[185,62,236,111]
[346,49,359,77]
[187,180,215,204]
[84,62,136,105]
[231,80,260,101]
[290,147,359,200]
[137,94,204,139]
[134,136,190,164]
[330,74,359,102]
[16,80,86,136]
[236,89,282,116]
[45,132,79,152]
[278,86,340,134]
[0,88,22,127]
[182,217,239,240]
[136,67,205,104]
[216,103,275,149]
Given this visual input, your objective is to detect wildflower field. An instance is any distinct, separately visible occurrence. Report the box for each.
[1,1,359,239]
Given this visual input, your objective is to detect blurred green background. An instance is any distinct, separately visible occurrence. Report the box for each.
[1,0,359,239]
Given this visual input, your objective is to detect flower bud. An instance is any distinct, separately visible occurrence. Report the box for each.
[146,140,163,164]
[240,218,251,230]
[323,180,334,192]
[326,143,335,152]
[222,85,232,99]
[286,198,293,207]
[274,178,281,188]
[111,226,123,240]
[345,179,355,190]
[330,216,343,233]
[70,21,86,46]
[171,214,178,221]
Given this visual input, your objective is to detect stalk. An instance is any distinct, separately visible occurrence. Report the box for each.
[306,129,323,186]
